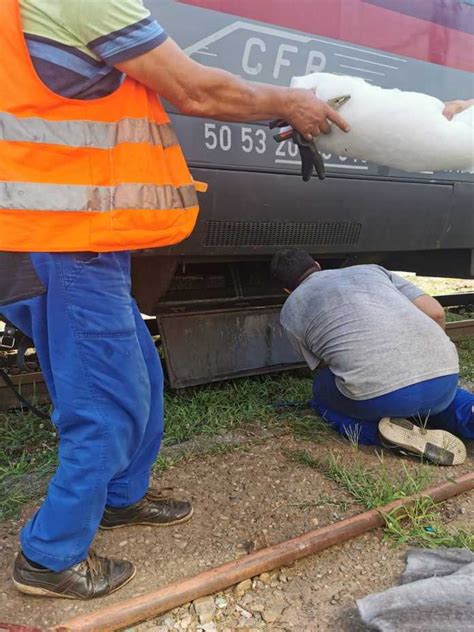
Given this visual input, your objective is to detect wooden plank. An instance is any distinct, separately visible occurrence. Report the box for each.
[0,371,50,412]
[446,319,474,341]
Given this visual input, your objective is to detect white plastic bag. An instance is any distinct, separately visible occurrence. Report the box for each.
[291,72,474,173]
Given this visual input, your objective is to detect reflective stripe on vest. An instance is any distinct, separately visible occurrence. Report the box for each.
[0,112,178,149]
[0,182,198,212]
[0,0,204,252]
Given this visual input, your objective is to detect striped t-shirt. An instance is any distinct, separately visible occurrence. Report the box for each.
[19,0,168,99]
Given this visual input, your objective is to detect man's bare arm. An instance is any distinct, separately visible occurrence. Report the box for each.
[117,39,350,139]
[412,295,446,330]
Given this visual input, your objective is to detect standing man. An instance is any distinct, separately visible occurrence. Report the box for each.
[0,0,349,599]
[271,249,473,463]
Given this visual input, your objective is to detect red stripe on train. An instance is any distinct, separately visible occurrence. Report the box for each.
[178,0,473,73]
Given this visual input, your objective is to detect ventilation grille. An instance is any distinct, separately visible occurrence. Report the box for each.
[203,221,362,248]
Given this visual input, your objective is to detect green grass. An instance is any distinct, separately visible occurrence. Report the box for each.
[323,451,433,508]
[284,448,320,468]
[445,305,474,382]
[383,497,474,550]
[285,449,433,509]
[286,448,473,551]
[0,407,56,520]
[153,454,180,474]
[285,415,334,443]
[163,372,312,444]
[457,337,474,383]
[445,310,470,323]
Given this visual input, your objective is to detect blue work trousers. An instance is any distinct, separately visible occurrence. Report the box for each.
[1,252,163,571]
[311,368,474,445]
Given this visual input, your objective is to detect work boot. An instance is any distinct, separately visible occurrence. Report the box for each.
[379,418,466,466]
[100,488,193,530]
[12,550,136,599]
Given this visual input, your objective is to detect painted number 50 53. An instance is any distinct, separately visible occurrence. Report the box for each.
[204,123,267,155]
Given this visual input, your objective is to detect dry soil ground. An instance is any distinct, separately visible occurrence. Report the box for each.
[0,426,472,631]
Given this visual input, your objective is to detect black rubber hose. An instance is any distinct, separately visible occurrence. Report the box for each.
[0,368,49,421]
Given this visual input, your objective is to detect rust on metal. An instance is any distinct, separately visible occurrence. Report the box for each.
[52,473,474,632]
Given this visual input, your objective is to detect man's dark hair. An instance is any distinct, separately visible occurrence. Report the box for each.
[270,249,318,291]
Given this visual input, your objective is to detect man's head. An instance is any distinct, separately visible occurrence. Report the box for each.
[270,249,321,292]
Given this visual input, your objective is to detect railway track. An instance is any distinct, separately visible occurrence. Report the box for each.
[1,296,474,412]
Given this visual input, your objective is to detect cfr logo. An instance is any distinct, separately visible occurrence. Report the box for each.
[242,37,326,79]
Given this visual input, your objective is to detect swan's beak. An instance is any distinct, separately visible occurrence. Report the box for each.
[328,94,351,109]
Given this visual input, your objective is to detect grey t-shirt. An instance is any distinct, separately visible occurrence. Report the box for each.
[280,265,459,400]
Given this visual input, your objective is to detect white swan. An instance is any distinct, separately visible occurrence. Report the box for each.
[291,72,474,173]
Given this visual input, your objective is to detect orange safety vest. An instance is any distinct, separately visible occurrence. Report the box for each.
[0,0,206,252]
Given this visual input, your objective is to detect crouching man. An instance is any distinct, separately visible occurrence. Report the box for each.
[271,249,473,465]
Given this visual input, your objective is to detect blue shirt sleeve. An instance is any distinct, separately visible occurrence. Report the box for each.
[87,16,168,65]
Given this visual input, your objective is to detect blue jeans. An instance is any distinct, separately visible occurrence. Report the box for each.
[311,368,474,445]
[1,252,164,571]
